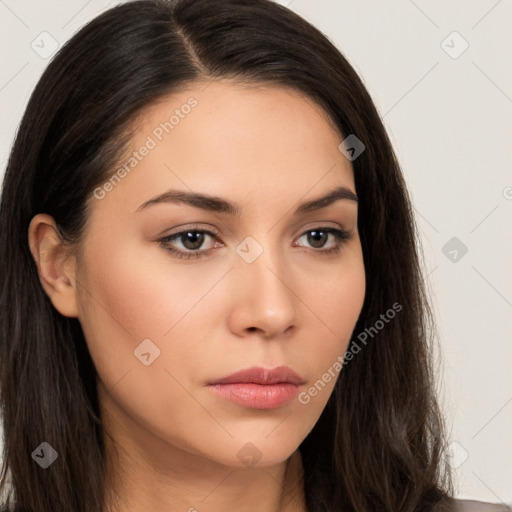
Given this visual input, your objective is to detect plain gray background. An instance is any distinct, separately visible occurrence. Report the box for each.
[1,0,511,504]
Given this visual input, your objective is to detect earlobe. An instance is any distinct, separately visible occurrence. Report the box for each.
[27,213,79,318]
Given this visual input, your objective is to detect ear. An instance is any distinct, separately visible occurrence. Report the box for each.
[27,213,79,318]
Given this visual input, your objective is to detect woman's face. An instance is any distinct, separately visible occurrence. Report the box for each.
[73,81,366,469]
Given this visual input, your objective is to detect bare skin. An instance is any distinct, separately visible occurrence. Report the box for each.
[28,80,366,512]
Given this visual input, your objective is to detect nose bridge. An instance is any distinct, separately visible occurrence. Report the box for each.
[230,233,297,335]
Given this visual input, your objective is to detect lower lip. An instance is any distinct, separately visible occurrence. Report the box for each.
[207,383,300,409]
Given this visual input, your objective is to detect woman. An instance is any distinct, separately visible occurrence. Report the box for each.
[0,0,508,511]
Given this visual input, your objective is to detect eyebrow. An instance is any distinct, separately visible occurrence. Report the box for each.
[136,185,358,215]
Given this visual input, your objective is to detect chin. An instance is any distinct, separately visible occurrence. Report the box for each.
[216,437,300,469]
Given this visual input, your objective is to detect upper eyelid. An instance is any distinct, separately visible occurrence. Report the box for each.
[162,220,348,237]
[162,227,219,241]
[161,223,347,241]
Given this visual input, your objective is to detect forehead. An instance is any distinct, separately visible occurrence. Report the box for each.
[91,80,355,214]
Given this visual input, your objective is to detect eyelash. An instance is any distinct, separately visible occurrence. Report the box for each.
[158,225,353,260]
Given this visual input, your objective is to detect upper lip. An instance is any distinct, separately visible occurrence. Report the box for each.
[208,366,306,386]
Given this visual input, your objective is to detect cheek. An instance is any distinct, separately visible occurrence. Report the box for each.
[338,259,365,337]
[301,245,365,336]
[75,232,216,387]
[78,232,221,337]
[296,246,365,378]
[75,236,227,441]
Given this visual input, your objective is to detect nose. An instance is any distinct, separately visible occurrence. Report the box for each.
[226,245,298,339]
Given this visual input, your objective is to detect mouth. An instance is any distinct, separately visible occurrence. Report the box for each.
[207,366,306,410]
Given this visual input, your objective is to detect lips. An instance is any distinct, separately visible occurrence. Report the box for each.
[208,365,306,386]
[207,366,306,410]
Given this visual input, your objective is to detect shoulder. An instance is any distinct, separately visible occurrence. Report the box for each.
[451,499,512,511]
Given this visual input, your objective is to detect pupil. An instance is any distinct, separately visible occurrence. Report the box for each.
[308,230,327,248]
[182,231,204,250]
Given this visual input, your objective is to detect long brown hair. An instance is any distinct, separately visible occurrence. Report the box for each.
[0,0,453,510]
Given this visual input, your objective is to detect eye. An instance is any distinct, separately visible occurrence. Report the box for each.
[158,227,220,259]
[158,225,353,260]
[294,227,352,255]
